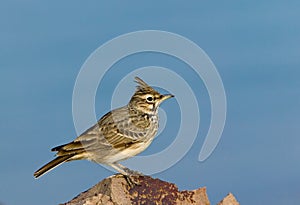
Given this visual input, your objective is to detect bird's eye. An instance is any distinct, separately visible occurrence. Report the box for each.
[146,96,153,102]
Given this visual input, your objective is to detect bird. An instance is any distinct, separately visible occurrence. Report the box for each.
[34,77,174,186]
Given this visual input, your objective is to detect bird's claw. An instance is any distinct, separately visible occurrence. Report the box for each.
[124,175,141,188]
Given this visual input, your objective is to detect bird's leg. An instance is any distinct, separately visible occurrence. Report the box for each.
[109,163,142,187]
[116,163,144,176]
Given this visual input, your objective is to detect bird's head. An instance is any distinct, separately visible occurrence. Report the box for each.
[129,77,174,115]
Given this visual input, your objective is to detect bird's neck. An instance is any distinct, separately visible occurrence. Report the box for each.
[127,105,157,117]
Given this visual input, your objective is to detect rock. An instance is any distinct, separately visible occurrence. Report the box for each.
[217,193,239,205]
[62,175,239,205]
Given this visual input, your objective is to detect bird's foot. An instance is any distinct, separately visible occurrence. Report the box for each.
[124,175,141,188]
[115,173,141,188]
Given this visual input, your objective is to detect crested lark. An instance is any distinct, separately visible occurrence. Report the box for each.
[34,77,174,186]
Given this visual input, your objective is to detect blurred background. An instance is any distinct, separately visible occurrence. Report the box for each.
[0,1,299,204]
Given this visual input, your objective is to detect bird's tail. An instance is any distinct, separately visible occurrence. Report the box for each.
[34,155,73,178]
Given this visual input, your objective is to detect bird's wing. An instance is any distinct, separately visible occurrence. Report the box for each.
[52,122,102,156]
[53,107,151,155]
[75,107,150,150]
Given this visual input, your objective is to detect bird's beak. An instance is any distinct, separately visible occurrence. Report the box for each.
[160,94,174,102]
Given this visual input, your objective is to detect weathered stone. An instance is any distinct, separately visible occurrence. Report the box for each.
[62,175,238,205]
[217,193,239,205]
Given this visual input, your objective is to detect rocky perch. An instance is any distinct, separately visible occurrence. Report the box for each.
[61,175,239,205]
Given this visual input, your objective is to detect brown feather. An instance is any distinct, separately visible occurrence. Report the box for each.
[34,155,73,178]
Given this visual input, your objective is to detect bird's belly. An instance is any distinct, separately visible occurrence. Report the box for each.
[103,138,153,164]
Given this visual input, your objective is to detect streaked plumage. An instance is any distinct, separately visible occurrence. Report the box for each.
[34,77,173,185]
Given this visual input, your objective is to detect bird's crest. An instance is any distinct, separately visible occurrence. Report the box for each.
[134,77,157,93]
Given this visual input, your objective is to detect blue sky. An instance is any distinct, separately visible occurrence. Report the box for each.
[1,1,299,204]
